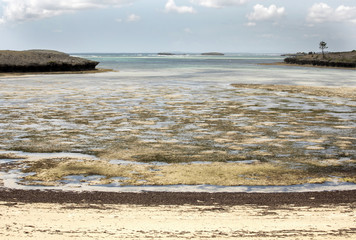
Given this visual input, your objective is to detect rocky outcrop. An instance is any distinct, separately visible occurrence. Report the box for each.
[284,57,356,68]
[284,51,356,68]
[0,50,99,72]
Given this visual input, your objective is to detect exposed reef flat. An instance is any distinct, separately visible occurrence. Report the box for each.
[284,51,356,68]
[0,49,99,73]
[1,83,355,188]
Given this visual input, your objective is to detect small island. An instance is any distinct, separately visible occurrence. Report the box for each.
[284,50,356,68]
[201,52,224,56]
[0,50,99,73]
[158,52,176,56]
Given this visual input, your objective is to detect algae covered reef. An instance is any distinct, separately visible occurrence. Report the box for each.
[0,77,355,187]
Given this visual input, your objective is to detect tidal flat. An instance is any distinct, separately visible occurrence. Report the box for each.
[0,73,355,188]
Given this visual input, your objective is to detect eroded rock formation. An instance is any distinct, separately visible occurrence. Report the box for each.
[0,50,99,72]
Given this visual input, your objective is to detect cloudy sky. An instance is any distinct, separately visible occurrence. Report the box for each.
[0,0,355,53]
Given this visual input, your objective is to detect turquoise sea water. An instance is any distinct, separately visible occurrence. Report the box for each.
[74,53,356,87]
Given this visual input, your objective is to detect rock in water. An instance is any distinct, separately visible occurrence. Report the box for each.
[0,49,99,72]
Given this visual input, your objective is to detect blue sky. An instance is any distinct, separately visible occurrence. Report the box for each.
[0,0,356,53]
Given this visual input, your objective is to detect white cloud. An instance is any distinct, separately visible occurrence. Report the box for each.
[247,4,285,22]
[307,3,356,24]
[165,0,196,14]
[191,0,249,8]
[127,14,140,22]
[0,0,134,23]
[246,22,256,27]
[306,3,334,24]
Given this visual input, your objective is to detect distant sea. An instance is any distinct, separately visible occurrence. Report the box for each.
[73,53,356,87]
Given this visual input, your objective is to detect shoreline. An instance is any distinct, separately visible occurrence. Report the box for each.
[260,62,356,70]
[0,68,114,77]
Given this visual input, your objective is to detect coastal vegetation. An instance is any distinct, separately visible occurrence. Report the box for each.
[319,41,328,58]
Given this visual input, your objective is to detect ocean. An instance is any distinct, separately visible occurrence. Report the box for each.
[76,53,356,87]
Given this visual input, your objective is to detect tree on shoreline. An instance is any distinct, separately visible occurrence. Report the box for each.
[319,41,328,58]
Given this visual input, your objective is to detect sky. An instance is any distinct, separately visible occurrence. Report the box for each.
[0,0,356,53]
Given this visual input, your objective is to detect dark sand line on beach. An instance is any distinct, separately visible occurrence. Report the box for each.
[1,188,355,207]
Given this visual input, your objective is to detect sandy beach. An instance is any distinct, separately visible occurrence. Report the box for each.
[0,189,355,239]
[1,200,355,239]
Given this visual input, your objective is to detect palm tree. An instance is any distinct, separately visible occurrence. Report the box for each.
[319,41,328,58]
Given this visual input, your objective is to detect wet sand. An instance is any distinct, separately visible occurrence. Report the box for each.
[1,189,356,239]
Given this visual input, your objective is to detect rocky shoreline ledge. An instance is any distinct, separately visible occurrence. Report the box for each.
[284,51,356,68]
[0,50,99,73]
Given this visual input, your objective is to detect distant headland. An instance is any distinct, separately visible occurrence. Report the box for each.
[0,50,99,73]
[284,51,356,68]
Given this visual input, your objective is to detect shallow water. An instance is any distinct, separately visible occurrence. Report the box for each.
[0,54,355,191]
[1,149,355,193]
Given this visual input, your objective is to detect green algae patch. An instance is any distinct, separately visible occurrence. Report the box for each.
[19,158,356,186]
